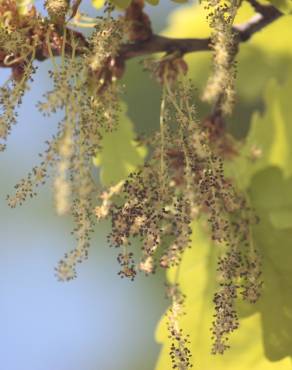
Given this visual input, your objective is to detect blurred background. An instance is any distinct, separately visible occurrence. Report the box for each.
[0,2,189,369]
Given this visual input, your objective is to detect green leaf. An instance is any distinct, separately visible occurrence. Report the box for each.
[155,221,292,369]
[225,71,292,189]
[109,0,131,9]
[93,102,146,187]
[248,166,292,229]
[267,0,292,14]
[269,210,292,229]
[247,167,292,360]
[16,0,34,15]
[145,0,160,5]
[91,0,104,9]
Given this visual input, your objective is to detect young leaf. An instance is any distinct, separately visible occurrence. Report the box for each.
[91,0,104,9]
[110,0,131,8]
[267,0,292,14]
[226,72,292,189]
[248,167,292,360]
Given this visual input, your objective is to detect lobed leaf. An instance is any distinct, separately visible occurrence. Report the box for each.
[226,71,292,189]
[91,0,104,9]
[247,167,292,360]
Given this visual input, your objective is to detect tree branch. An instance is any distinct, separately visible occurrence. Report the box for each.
[0,2,283,68]
[119,2,282,59]
[119,35,211,59]
[235,1,282,42]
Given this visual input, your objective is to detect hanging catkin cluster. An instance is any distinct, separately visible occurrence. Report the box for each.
[87,17,127,92]
[202,0,241,114]
[94,58,262,359]
[5,12,127,281]
[48,19,126,280]
[0,1,39,151]
[166,283,192,369]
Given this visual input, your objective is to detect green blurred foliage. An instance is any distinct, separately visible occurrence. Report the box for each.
[123,59,162,135]
[267,0,292,13]
[249,167,292,361]
[226,73,292,189]
[93,103,146,186]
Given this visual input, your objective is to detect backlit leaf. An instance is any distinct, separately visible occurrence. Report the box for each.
[267,0,292,14]
[226,71,292,189]
[110,0,131,9]
[247,167,292,360]
[91,0,104,9]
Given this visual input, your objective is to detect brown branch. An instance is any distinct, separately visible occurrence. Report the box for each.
[0,2,283,67]
[119,2,282,59]
[119,35,211,59]
[235,1,282,42]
